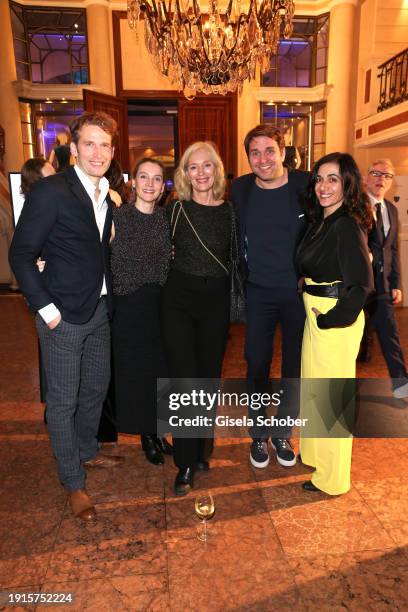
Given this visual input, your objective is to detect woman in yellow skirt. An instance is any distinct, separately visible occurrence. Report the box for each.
[296,152,374,495]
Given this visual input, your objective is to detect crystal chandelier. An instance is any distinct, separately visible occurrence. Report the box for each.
[127,0,295,96]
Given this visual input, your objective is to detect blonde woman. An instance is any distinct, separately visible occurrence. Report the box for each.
[161,141,233,495]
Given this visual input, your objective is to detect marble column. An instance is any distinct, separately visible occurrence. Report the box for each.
[0,0,24,174]
[326,0,358,153]
[86,3,115,95]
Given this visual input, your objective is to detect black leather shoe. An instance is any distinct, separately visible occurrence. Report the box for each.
[357,350,372,363]
[141,435,164,465]
[174,467,194,496]
[302,480,321,492]
[155,436,173,455]
[196,461,210,471]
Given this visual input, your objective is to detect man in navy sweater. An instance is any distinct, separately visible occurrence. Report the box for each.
[231,125,308,468]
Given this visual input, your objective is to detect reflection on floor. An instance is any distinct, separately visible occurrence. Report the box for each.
[1,295,407,611]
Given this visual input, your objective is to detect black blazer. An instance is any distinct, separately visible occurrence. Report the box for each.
[230,170,309,280]
[9,166,113,324]
[368,198,401,295]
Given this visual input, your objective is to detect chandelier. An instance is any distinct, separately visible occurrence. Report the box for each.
[127,0,295,96]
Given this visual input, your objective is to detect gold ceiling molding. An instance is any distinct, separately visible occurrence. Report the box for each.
[254,83,333,103]
[12,80,103,100]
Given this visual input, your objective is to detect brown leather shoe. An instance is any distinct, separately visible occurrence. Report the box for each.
[67,489,96,521]
[83,454,124,469]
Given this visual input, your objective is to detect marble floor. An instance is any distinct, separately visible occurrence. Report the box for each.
[0,294,407,611]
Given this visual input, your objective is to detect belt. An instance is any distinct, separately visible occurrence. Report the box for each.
[303,282,344,298]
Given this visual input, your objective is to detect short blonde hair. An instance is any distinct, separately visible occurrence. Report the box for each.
[174,141,226,201]
[369,158,395,174]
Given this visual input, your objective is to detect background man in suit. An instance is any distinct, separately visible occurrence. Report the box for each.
[231,125,308,469]
[9,112,123,521]
[364,158,408,399]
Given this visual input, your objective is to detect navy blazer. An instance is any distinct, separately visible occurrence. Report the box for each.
[368,198,401,295]
[9,166,113,324]
[230,170,309,280]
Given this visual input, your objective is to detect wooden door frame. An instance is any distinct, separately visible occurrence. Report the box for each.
[83,89,129,170]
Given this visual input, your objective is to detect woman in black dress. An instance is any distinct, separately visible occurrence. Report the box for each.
[111,157,172,465]
[162,141,233,495]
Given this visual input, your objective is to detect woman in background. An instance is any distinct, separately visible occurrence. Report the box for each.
[105,158,126,203]
[49,133,71,173]
[21,157,56,412]
[162,141,233,496]
[20,158,55,196]
[296,152,373,495]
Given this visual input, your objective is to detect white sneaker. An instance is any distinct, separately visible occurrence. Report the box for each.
[271,438,296,467]
[250,439,270,468]
[393,381,408,399]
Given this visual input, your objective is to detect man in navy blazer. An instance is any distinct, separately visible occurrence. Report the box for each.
[9,112,123,521]
[231,125,308,469]
[364,158,408,399]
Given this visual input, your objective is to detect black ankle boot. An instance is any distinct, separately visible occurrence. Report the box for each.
[155,436,173,455]
[174,467,194,496]
[141,435,164,465]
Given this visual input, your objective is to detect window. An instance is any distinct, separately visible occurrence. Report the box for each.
[19,100,83,161]
[262,102,326,171]
[262,14,329,88]
[19,102,34,160]
[10,2,89,85]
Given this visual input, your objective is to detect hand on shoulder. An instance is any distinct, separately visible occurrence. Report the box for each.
[109,189,122,208]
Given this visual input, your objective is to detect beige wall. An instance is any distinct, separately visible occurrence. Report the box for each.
[354,145,408,178]
[355,0,408,122]
[353,0,408,173]
[120,20,175,91]
[375,0,408,59]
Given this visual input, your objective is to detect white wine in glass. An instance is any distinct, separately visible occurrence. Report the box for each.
[194,492,215,542]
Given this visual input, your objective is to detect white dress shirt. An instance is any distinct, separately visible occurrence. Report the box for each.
[368,193,390,237]
[39,165,110,324]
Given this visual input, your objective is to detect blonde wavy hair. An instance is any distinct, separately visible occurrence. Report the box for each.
[174,141,226,201]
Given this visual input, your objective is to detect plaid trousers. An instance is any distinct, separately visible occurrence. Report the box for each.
[36,298,111,490]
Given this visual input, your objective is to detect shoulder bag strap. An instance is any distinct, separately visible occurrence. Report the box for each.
[180,202,229,275]
[170,200,183,241]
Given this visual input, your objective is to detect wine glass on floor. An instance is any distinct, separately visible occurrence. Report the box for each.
[194,491,215,542]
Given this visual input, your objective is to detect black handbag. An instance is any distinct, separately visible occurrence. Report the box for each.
[170,200,246,324]
[229,204,246,324]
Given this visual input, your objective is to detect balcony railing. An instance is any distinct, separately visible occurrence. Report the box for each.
[378,47,408,112]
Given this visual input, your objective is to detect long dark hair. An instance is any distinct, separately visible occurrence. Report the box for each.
[20,158,49,196]
[304,152,372,231]
[104,158,126,199]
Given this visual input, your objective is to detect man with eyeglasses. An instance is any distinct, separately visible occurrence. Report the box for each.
[363,158,408,398]
[9,111,124,521]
